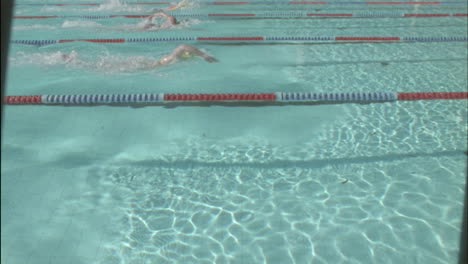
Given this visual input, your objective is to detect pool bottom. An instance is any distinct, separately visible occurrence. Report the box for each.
[1,151,465,264]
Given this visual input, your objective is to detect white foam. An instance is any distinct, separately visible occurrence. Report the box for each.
[40,0,146,12]
[11,51,77,66]
[37,0,197,14]
[13,24,57,30]
[61,20,104,28]
[110,17,197,32]
[93,55,166,73]
[111,20,155,32]
[9,50,197,75]
[178,18,202,28]
[96,0,146,12]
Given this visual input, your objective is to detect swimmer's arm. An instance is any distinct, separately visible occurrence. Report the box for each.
[200,54,218,63]
[146,12,165,21]
[164,0,188,11]
[167,16,178,25]
[156,54,176,65]
[196,50,218,63]
[177,45,218,62]
[148,12,177,25]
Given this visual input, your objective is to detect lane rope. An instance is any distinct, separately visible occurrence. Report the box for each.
[11,36,468,45]
[13,12,468,19]
[4,92,467,106]
[13,1,468,6]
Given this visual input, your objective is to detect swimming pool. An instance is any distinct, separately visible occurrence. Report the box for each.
[2,0,467,263]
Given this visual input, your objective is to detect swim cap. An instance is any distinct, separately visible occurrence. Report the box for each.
[180,51,194,59]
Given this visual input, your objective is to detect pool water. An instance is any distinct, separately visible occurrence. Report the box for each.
[2,0,467,263]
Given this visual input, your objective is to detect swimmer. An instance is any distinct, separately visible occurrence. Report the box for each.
[142,10,179,30]
[59,45,217,71]
[152,44,218,66]
[60,50,78,63]
[142,0,189,29]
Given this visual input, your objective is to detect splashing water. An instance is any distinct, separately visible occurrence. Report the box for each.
[10,51,168,74]
[61,20,104,29]
[10,51,81,68]
[98,0,126,10]
[97,0,146,11]
[13,24,57,31]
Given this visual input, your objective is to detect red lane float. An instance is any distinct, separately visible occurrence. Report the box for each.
[4,95,42,104]
[397,92,468,100]
[58,38,126,43]
[164,93,276,101]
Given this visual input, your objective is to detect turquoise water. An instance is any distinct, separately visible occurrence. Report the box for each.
[2,1,468,264]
